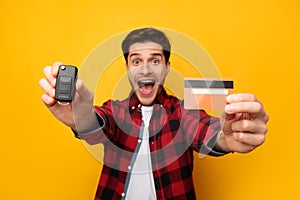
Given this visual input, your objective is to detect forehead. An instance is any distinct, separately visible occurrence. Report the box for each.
[128,42,163,54]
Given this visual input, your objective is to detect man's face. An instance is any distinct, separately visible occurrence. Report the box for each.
[126,42,170,106]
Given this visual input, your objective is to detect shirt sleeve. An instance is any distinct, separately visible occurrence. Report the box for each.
[72,100,116,145]
[182,107,228,156]
[72,112,105,137]
[205,129,229,156]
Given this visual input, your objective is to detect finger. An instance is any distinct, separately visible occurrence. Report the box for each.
[233,132,266,147]
[39,78,55,98]
[51,61,63,77]
[256,100,269,123]
[226,93,257,103]
[225,101,263,115]
[264,113,270,123]
[43,66,56,87]
[231,119,268,134]
[223,111,235,121]
[41,93,56,107]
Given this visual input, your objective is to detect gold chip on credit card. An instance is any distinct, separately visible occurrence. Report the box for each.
[184,78,234,110]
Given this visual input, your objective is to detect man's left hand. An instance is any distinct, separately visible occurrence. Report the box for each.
[215,93,269,153]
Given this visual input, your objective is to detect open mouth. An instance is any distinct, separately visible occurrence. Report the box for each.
[137,80,156,88]
[137,79,156,96]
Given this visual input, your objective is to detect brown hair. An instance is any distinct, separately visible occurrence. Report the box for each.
[121,28,171,64]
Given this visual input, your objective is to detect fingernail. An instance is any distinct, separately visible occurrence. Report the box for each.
[225,105,234,113]
[226,95,232,102]
[233,133,239,140]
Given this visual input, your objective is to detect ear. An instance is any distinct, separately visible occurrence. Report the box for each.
[166,61,170,74]
[125,63,129,71]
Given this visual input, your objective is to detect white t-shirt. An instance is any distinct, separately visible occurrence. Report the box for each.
[125,106,156,200]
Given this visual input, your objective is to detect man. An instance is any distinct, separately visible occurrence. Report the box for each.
[39,28,269,200]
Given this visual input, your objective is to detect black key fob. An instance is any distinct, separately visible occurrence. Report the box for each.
[55,65,78,103]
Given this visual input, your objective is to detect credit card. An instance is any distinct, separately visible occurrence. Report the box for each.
[184,78,234,110]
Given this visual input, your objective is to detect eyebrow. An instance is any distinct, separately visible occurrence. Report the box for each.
[129,53,140,59]
[129,53,163,59]
[151,53,163,58]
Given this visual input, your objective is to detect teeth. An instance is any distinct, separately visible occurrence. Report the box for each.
[140,80,155,84]
[138,80,156,87]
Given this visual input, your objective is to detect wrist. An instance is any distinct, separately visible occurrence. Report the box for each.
[214,130,231,153]
[73,110,100,133]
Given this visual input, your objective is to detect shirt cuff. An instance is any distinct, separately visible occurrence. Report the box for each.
[72,113,105,138]
[205,130,229,156]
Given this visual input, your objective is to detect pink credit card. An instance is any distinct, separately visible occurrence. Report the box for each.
[184,78,234,110]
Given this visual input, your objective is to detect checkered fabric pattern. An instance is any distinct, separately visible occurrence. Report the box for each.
[76,88,224,200]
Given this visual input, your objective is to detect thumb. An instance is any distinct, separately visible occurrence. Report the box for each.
[221,112,235,134]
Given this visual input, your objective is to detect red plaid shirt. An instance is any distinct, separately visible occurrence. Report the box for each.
[76,88,225,200]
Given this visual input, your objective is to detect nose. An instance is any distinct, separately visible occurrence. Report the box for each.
[140,63,152,75]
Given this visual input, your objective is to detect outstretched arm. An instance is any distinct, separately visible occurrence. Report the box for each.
[39,61,99,133]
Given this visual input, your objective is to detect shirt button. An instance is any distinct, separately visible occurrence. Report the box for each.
[152,142,154,145]
[131,106,135,110]
[138,139,142,143]
[128,165,131,170]
[121,192,125,197]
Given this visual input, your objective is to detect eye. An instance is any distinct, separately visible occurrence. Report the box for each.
[132,59,141,66]
[151,59,160,64]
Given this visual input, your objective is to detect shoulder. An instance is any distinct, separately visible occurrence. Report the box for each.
[99,98,130,110]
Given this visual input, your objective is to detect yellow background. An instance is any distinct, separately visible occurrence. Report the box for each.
[1,0,299,199]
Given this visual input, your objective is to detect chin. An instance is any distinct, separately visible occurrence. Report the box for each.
[136,91,157,106]
[137,95,156,106]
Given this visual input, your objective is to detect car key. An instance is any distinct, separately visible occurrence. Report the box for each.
[55,65,78,104]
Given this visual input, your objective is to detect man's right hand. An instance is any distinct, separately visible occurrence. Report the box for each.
[39,61,99,133]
